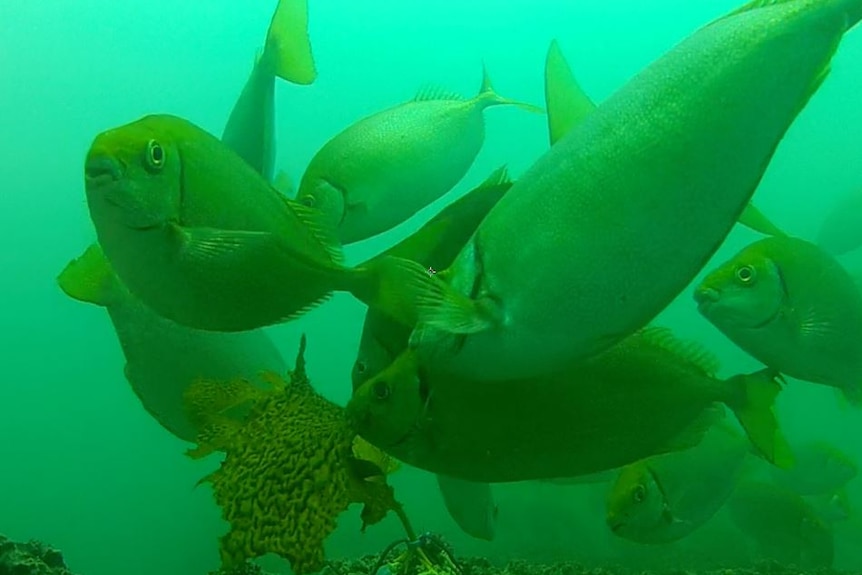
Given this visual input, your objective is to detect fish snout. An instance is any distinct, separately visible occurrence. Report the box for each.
[693,286,721,310]
[85,154,122,187]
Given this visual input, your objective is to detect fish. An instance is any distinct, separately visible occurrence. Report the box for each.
[816,187,862,255]
[295,66,541,244]
[694,235,862,405]
[221,0,317,182]
[346,326,791,483]
[83,114,426,332]
[352,165,512,389]
[395,0,861,383]
[605,423,752,544]
[768,440,858,495]
[727,480,834,568]
[436,475,498,541]
[56,244,287,442]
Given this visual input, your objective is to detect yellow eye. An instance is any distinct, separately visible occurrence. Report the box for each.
[146,139,165,170]
[735,264,756,284]
[633,485,646,503]
[300,194,315,208]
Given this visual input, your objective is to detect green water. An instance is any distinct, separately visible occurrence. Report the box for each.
[1,1,862,574]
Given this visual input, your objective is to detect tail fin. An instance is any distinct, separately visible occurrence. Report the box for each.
[476,63,544,114]
[343,255,496,334]
[544,39,596,146]
[56,243,121,307]
[263,0,317,85]
[724,369,794,469]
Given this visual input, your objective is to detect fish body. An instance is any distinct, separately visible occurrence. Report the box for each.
[728,480,834,568]
[57,244,287,442]
[406,0,860,383]
[769,441,858,495]
[817,187,862,255]
[296,68,537,244]
[436,475,498,541]
[695,235,862,404]
[347,327,789,483]
[606,423,750,544]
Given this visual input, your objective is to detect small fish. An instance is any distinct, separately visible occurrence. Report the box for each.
[56,244,287,442]
[816,187,862,255]
[436,475,498,541]
[728,480,834,568]
[222,0,317,182]
[695,235,862,405]
[296,66,541,244]
[606,423,751,544]
[398,0,858,384]
[769,440,858,495]
[83,114,428,332]
[347,327,791,483]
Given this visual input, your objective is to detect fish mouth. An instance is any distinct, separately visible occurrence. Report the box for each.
[85,155,122,188]
[693,286,720,312]
[608,519,624,533]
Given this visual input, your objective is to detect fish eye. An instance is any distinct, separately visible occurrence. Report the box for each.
[355,360,367,375]
[300,195,316,208]
[633,485,646,503]
[372,380,390,401]
[735,264,756,285]
[146,139,165,171]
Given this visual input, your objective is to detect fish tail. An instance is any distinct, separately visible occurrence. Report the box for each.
[343,255,495,334]
[724,368,795,469]
[475,62,544,114]
[56,243,121,307]
[263,0,317,85]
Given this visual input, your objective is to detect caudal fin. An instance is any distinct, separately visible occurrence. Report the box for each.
[476,63,544,114]
[56,243,121,307]
[263,0,317,85]
[724,369,794,469]
[344,255,496,334]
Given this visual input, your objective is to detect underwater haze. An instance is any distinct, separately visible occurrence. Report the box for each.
[2,1,862,575]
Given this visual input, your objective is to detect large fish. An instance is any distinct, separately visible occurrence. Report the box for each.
[347,327,791,483]
[221,0,317,182]
[83,114,423,332]
[695,235,862,405]
[396,0,861,383]
[295,67,540,244]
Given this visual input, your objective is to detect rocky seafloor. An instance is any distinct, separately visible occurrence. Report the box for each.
[1,534,856,575]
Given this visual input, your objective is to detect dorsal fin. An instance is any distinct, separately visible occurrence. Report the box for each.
[414,85,465,102]
[638,326,722,376]
[719,0,791,21]
[282,194,345,265]
[478,165,511,188]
